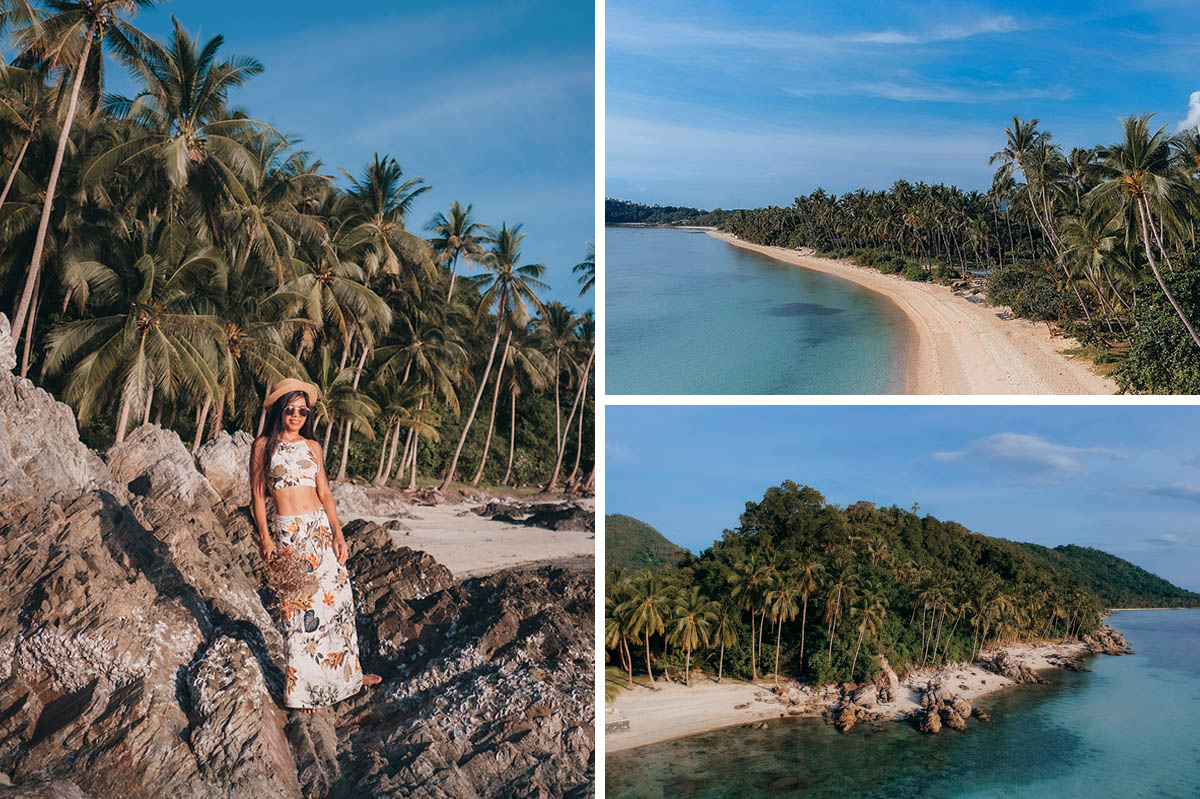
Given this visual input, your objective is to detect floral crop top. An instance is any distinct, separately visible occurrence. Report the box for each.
[269,438,319,491]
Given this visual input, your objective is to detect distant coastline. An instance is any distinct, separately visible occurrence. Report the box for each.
[709,230,1115,395]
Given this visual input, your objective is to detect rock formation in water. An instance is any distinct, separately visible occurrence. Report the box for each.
[0,315,594,798]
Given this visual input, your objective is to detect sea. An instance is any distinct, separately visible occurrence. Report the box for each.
[605,609,1200,798]
[605,227,909,394]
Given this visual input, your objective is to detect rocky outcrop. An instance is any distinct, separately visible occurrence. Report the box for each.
[1083,626,1134,656]
[193,430,254,508]
[470,501,595,532]
[330,482,415,520]
[0,332,594,798]
[916,684,973,734]
[985,652,1044,685]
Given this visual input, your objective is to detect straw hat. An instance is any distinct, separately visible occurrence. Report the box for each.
[263,378,319,410]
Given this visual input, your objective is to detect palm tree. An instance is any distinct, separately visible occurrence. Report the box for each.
[796,561,823,671]
[564,311,594,486]
[764,574,800,687]
[427,200,491,301]
[711,602,739,684]
[439,222,546,490]
[0,66,54,209]
[825,567,856,659]
[1088,114,1200,349]
[573,240,594,296]
[535,301,577,460]
[42,214,222,443]
[339,153,435,289]
[499,321,549,486]
[848,590,887,682]
[10,0,162,347]
[668,586,718,687]
[619,570,672,688]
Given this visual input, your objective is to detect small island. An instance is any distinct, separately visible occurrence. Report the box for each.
[604,482,1199,751]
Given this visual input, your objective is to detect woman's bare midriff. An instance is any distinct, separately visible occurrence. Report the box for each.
[272,484,324,517]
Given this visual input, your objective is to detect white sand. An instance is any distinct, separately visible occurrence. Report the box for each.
[605,639,1090,752]
[710,231,1116,395]
[358,500,595,578]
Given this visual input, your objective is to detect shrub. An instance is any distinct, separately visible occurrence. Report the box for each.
[903,264,930,282]
[1115,257,1200,394]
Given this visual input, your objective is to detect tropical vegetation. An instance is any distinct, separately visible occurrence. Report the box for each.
[605,482,1198,691]
[0,2,593,490]
[617,114,1200,392]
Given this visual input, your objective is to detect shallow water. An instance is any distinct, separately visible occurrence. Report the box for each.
[605,227,908,394]
[605,610,1200,798]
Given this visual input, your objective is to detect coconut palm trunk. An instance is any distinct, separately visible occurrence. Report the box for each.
[440,287,507,490]
[0,135,31,209]
[193,397,212,450]
[1137,196,1200,348]
[337,344,371,481]
[471,331,511,486]
[378,419,402,486]
[566,364,590,485]
[12,32,95,349]
[547,347,594,488]
[396,425,414,480]
[501,387,517,485]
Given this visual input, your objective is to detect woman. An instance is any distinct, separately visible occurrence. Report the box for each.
[249,377,381,712]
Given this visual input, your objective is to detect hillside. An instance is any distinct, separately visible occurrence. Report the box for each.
[605,198,733,227]
[1019,543,1200,608]
[606,514,689,570]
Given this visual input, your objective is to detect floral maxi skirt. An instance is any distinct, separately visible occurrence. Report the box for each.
[270,506,364,708]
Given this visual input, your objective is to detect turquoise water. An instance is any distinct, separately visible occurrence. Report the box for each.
[606,610,1200,798]
[605,227,908,394]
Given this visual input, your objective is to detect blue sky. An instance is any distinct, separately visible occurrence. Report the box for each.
[109,0,594,308]
[607,405,1200,592]
[606,0,1200,209]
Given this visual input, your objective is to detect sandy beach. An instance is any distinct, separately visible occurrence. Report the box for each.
[605,639,1090,752]
[708,231,1116,395]
[358,500,595,578]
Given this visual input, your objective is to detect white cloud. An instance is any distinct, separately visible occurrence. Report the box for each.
[932,432,1117,476]
[1178,90,1200,132]
[1144,532,1192,546]
[1146,483,1200,503]
[785,78,1073,104]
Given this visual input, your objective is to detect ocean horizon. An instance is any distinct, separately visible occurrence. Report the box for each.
[606,609,1200,798]
[605,227,908,394]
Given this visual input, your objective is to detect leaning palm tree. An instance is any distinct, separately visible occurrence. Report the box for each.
[535,301,578,459]
[0,66,54,209]
[668,586,718,687]
[848,590,888,682]
[795,561,824,671]
[439,222,546,491]
[9,0,163,351]
[426,200,491,301]
[619,570,672,688]
[1087,114,1200,349]
[499,321,549,486]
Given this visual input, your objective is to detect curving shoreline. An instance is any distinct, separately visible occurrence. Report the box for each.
[707,230,1116,395]
[605,629,1131,753]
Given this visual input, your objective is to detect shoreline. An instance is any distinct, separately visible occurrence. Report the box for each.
[605,635,1120,753]
[707,230,1116,395]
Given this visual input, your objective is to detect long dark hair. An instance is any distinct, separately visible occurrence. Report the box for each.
[258,390,318,498]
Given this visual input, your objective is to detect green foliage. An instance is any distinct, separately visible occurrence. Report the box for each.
[605,198,734,227]
[606,514,690,570]
[903,264,930,282]
[605,481,1197,692]
[1115,256,1200,394]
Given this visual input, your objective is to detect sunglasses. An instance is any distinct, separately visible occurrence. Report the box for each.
[283,405,311,418]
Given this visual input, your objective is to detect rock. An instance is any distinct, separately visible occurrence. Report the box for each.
[851,686,877,708]
[769,776,802,790]
[0,779,90,798]
[835,704,861,733]
[951,696,972,719]
[917,708,942,734]
[0,314,14,372]
[0,370,120,506]
[989,652,1040,684]
[0,372,594,797]
[193,430,254,507]
[330,481,415,520]
[940,707,967,731]
[972,707,991,722]
[471,500,595,532]
[107,424,223,510]
[876,654,901,698]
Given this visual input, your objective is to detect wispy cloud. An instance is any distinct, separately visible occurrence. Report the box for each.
[1146,483,1200,503]
[846,16,1022,45]
[932,433,1119,477]
[1178,90,1200,131]
[785,77,1073,104]
[1143,532,1194,547]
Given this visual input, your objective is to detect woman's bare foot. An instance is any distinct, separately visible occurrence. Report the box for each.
[298,706,321,715]
[363,673,382,687]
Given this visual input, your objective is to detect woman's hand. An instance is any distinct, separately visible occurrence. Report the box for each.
[333,534,348,565]
[259,534,277,564]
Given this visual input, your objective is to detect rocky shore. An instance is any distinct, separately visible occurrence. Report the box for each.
[607,629,1133,752]
[0,315,594,798]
